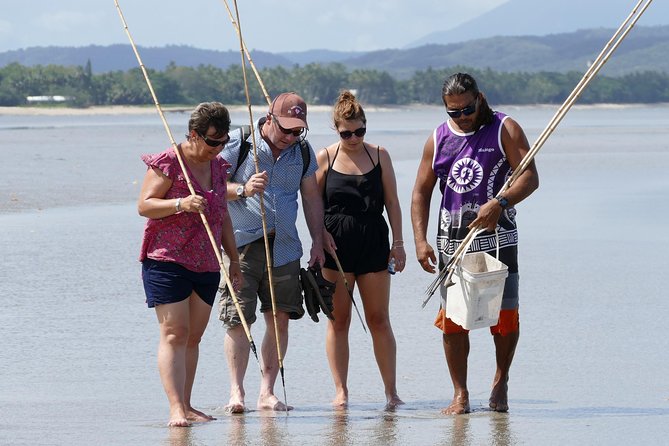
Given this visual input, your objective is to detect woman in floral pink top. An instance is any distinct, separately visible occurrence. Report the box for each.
[138,102,242,427]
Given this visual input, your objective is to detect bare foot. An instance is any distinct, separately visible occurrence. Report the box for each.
[489,381,509,412]
[224,403,247,414]
[167,417,191,427]
[224,395,247,414]
[441,393,470,415]
[385,395,405,411]
[168,406,192,427]
[187,407,216,422]
[257,394,293,411]
[332,389,348,408]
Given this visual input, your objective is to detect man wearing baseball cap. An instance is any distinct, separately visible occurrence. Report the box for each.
[219,92,325,413]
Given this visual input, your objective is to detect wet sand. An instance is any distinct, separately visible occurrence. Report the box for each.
[1,106,668,445]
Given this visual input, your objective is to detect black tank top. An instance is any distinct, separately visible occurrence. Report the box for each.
[323,144,384,218]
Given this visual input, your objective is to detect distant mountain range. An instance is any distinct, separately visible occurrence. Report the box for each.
[408,0,669,47]
[1,26,667,77]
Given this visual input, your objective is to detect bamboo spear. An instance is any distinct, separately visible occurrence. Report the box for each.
[424,0,655,303]
[331,251,367,333]
[221,0,369,334]
[231,0,289,414]
[221,0,272,106]
[113,0,262,369]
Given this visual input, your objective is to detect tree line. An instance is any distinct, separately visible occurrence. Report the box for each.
[1,61,668,107]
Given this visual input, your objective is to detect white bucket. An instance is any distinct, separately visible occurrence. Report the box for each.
[441,247,509,330]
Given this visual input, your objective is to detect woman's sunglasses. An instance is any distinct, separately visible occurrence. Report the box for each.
[271,114,306,137]
[200,133,229,147]
[339,127,367,140]
[446,99,478,119]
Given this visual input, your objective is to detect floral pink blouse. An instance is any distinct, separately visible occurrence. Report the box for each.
[139,147,231,273]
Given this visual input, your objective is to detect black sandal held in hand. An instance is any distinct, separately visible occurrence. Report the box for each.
[300,264,335,322]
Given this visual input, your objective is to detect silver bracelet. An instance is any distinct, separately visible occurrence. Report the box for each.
[175,197,182,213]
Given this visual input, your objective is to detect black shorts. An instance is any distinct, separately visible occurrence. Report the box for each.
[142,258,220,308]
[323,214,390,276]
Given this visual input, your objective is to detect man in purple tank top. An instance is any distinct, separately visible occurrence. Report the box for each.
[411,73,539,414]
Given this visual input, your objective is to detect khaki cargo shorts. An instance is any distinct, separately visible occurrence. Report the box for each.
[219,238,304,328]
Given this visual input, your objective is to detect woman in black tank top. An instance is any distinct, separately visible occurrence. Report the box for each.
[315,90,405,409]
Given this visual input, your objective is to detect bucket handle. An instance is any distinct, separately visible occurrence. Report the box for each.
[453,228,499,265]
[422,227,499,308]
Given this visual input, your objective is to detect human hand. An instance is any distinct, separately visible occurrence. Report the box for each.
[244,171,268,197]
[389,246,406,273]
[415,241,437,274]
[323,230,337,256]
[468,198,503,232]
[181,194,207,213]
[308,244,325,268]
[229,261,244,293]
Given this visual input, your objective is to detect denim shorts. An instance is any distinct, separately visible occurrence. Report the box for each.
[142,258,220,308]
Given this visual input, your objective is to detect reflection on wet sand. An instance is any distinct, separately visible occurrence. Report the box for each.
[435,410,513,446]
[372,412,399,445]
[326,410,352,446]
[163,426,196,446]
[441,414,471,446]
[260,414,290,446]
[489,412,514,444]
[228,415,248,446]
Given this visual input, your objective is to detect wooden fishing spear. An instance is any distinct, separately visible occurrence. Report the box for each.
[113,0,262,370]
[231,0,289,414]
[424,0,655,303]
[221,0,369,334]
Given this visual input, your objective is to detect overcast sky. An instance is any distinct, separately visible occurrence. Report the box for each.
[0,0,508,53]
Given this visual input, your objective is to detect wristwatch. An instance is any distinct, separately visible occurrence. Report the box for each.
[236,183,246,199]
[495,196,509,209]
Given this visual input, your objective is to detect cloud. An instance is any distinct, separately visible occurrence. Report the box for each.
[34,11,101,32]
[0,19,12,35]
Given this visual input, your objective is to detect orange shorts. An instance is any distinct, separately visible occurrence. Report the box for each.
[434,307,519,336]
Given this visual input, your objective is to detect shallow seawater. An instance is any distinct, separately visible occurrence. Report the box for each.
[1,105,668,445]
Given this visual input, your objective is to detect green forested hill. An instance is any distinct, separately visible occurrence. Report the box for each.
[342,26,669,78]
[1,26,667,77]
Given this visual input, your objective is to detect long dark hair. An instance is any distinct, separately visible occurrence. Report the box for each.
[441,73,494,127]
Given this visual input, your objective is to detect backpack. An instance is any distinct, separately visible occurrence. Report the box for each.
[229,124,311,180]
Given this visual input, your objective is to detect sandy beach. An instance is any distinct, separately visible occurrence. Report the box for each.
[0,104,356,117]
[1,104,668,445]
[0,102,656,117]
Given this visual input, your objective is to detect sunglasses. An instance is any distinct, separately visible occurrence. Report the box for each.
[339,127,367,140]
[271,114,306,137]
[198,132,229,147]
[446,99,478,118]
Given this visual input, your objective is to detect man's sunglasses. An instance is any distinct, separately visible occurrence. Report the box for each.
[446,99,478,119]
[271,114,306,137]
[198,132,229,147]
[339,127,367,140]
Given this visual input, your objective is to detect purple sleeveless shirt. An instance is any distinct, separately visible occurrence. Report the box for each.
[432,111,519,273]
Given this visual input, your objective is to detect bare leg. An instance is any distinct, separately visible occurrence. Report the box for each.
[155,299,191,427]
[224,324,251,414]
[323,268,353,407]
[441,332,471,415]
[357,272,404,409]
[257,311,293,411]
[183,293,215,422]
[489,331,519,412]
